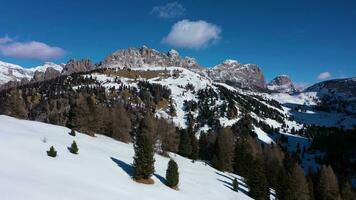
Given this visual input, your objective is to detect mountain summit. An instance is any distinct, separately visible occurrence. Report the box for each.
[267,75,297,94]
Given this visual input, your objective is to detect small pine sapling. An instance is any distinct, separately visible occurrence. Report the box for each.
[47,146,57,157]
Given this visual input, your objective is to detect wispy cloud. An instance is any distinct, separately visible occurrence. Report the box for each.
[0,36,12,44]
[294,82,310,91]
[0,36,65,60]
[151,1,185,18]
[317,71,332,80]
[163,19,221,49]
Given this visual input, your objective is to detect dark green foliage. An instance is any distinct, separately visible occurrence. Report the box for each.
[133,117,156,180]
[69,129,76,137]
[341,181,356,200]
[47,146,57,157]
[233,138,254,177]
[178,129,192,157]
[233,178,239,192]
[246,157,268,200]
[70,141,79,154]
[212,128,235,172]
[190,132,199,160]
[166,159,179,188]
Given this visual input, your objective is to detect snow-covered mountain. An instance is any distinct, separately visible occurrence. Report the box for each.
[304,77,356,114]
[0,61,63,86]
[0,115,253,200]
[267,75,297,94]
[208,59,266,89]
[99,46,266,90]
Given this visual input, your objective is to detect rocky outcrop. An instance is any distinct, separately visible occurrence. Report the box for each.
[207,60,266,89]
[267,75,297,93]
[100,46,201,71]
[100,47,266,89]
[33,67,62,82]
[62,59,94,74]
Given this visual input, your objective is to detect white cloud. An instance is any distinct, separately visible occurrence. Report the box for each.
[163,19,221,49]
[0,36,12,44]
[0,37,65,60]
[294,82,309,91]
[317,72,332,80]
[151,1,185,18]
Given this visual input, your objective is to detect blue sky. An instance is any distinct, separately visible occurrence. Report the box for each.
[0,0,355,87]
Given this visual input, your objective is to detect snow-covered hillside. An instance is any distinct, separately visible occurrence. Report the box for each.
[0,61,63,85]
[0,115,252,200]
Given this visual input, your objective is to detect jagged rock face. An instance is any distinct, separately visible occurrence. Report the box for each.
[101,48,266,89]
[100,46,201,71]
[33,67,62,82]
[267,75,297,93]
[62,59,94,74]
[207,60,266,89]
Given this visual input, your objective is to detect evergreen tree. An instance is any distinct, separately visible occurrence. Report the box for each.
[317,165,341,200]
[166,159,179,189]
[233,178,239,192]
[47,146,57,157]
[70,141,79,154]
[341,181,356,200]
[190,131,199,160]
[247,157,268,200]
[69,129,76,137]
[234,138,254,177]
[213,128,235,171]
[133,117,155,181]
[178,129,192,157]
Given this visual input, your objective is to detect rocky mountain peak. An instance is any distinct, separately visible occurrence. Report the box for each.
[267,75,297,94]
[167,49,179,58]
[62,59,94,74]
[100,46,201,70]
[208,60,266,89]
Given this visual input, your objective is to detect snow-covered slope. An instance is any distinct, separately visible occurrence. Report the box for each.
[0,61,63,85]
[0,115,252,200]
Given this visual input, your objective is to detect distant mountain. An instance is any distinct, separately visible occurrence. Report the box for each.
[208,59,266,90]
[267,75,297,94]
[100,46,266,89]
[0,61,63,87]
[304,77,356,114]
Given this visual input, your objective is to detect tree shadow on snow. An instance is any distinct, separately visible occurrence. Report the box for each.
[153,173,167,185]
[110,157,134,177]
[215,172,249,196]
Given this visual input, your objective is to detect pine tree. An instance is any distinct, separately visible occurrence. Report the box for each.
[190,131,199,160]
[166,159,179,189]
[178,129,192,157]
[341,181,356,200]
[234,138,254,177]
[247,157,268,200]
[317,165,341,200]
[69,129,76,137]
[70,141,79,154]
[133,117,155,181]
[213,128,235,171]
[47,146,57,157]
[233,178,239,192]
